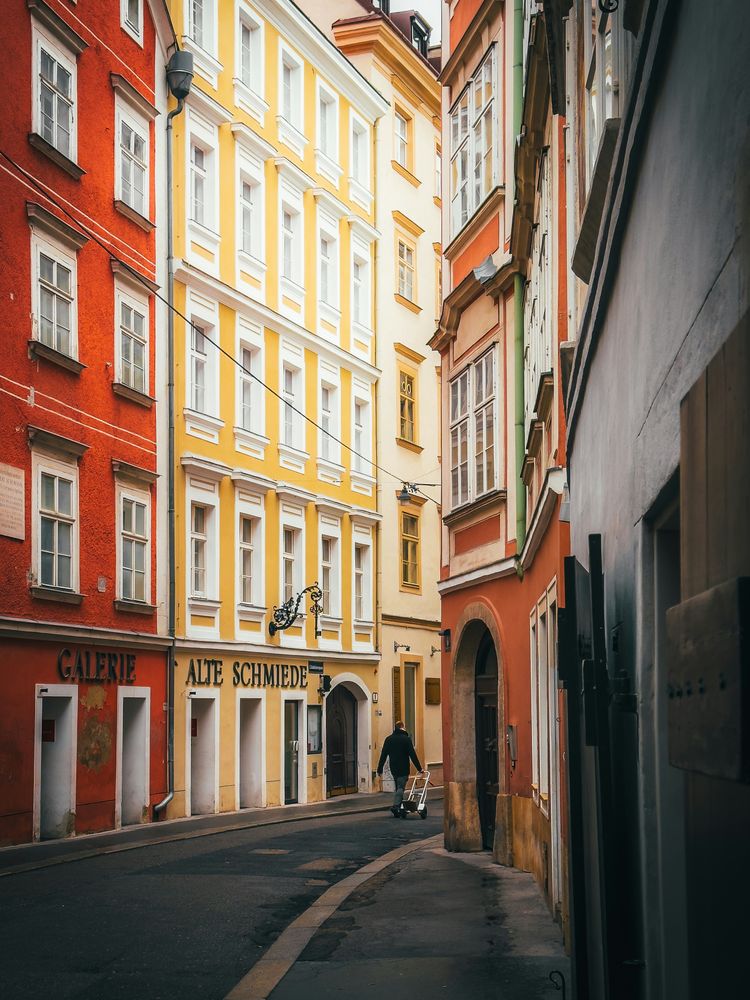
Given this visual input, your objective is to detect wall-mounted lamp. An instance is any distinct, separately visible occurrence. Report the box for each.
[506,724,518,769]
[398,482,439,505]
[430,645,441,657]
[166,49,194,100]
[438,628,451,652]
[393,641,411,653]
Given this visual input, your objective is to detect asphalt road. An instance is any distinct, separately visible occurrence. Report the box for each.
[0,806,442,1000]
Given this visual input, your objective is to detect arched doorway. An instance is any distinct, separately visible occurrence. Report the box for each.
[326,684,357,796]
[475,634,499,849]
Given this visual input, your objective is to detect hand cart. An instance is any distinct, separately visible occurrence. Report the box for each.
[400,771,430,819]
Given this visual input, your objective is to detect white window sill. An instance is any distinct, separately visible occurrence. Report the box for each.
[237,603,266,622]
[233,78,269,125]
[184,407,224,443]
[279,274,305,318]
[351,468,375,497]
[188,218,221,253]
[181,35,223,89]
[278,441,309,473]
[348,176,373,212]
[233,425,269,459]
[315,148,343,186]
[188,596,221,613]
[238,248,266,277]
[277,115,308,159]
[351,320,373,357]
[317,456,344,485]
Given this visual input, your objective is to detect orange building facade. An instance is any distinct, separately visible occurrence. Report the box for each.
[433,0,571,929]
[0,0,173,844]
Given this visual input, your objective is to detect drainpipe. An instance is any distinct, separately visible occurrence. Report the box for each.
[154,51,193,819]
[513,0,526,552]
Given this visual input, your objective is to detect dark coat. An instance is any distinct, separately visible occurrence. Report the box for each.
[377,728,422,779]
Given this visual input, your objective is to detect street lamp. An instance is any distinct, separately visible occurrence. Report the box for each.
[398,482,438,505]
[166,49,194,100]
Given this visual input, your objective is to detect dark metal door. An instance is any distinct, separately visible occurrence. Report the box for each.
[475,682,499,849]
[326,685,357,796]
[284,700,299,804]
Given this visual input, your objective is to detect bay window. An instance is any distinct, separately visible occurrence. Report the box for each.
[449,46,497,237]
[449,347,498,508]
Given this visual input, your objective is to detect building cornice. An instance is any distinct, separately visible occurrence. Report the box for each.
[332,15,440,118]
[0,616,171,649]
[518,467,565,571]
[174,638,382,663]
[439,0,498,85]
[437,556,517,596]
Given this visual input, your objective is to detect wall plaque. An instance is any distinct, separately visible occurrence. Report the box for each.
[0,463,25,541]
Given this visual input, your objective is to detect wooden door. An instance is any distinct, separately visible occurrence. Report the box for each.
[326,685,357,796]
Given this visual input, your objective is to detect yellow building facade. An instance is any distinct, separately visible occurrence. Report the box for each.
[166,0,388,817]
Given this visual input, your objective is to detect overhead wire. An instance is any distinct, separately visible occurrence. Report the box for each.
[0,147,441,501]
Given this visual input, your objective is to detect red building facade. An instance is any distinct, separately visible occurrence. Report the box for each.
[0,0,173,844]
[433,0,570,929]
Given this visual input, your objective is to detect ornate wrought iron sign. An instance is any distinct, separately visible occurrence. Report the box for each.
[268,583,323,637]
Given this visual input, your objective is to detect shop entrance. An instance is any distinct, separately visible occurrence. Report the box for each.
[238,695,263,808]
[475,634,499,850]
[284,699,301,804]
[118,689,149,827]
[326,684,357,796]
[189,695,217,815]
[35,686,77,841]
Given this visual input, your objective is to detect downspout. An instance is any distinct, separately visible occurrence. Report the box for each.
[154,91,186,818]
[513,0,527,553]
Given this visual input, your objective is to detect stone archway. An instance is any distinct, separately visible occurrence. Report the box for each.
[326,674,372,797]
[445,601,507,856]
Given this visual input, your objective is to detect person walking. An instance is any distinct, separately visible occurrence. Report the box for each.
[377,721,423,817]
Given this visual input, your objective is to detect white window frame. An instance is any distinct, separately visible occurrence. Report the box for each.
[280,361,303,451]
[394,111,408,168]
[183,291,222,440]
[121,0,143,44]
[278,42,304,140]
[473,349,497,498]
[449,44,497,238]
[234,486,266,633]
[185,108,220,261]
[352,536,372,624]
[278,340,308,471]
[278,176,305,316]
[115,282,149,396]
[237,2,263,97]
[449,346,499,510]
[397,236,416,302]
[116,483,151,604]
[238,510,259,606]
[32,451,79,593]
[319,377,340,467]
[449,368,470,508]
[115,98,150,219]
[317,209,340,312]
[278,502,306,644]
[351,237,372,334]
[349,112,371,209]
[188,0,216,56]
[233,317,266,458]
[32,24,78,163]
[523,145,553,437]
[351,387,372,479]
[31,230,78,360]
[185,471,222,637]
[315,78,342,184]
[319,530,340,619]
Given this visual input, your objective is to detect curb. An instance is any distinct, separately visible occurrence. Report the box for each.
[224,833,443,1000]
[0,791,444,879]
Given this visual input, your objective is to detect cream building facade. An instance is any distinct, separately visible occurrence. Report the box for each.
[301,2,444,784]
[165,0,388,817]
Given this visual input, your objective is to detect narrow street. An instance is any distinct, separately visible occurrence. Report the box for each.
[0,801,567,1000]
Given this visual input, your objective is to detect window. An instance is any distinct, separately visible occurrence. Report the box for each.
[239,514,256,604]
[397,239,415,301]
[121,0,142,41]
[352,249,371,329]
[353,398,371,474]
[281,205,302,284]
[190,503,208,597]
[320,236,332,304]
[320,383,336,463]
[318,87,337,162]
[120,494,148,602]
[190,324,208,413]
[118,294,147,393]
[435,144,442,199]
[530,619,539,793]
[38,467,75,589]
[523,147,553,439]
[37,40,75,159]
[280,48,302,130]
[239,15,261,94]
[399,370,416,442]
[353,260,363,321]
[354,543,370,620]
[449,46,497,236]
[320,536,334,615]
[307,705,322,753]
[395,111,408,168]
[241,179,260,257]
[449,369,470,507]
[449,350,498,507]
[119,116,147,216]
[351,117,369,188]
[190,0,210,49]
[401,511,420,589]
[190,143,207,226]
[36,243,74,357]
[403,663,417,743]
[239,345,259,432]
[282,526,297,602]
[473,350,496,497]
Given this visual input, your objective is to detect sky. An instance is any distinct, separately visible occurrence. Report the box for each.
[390,0,442,44]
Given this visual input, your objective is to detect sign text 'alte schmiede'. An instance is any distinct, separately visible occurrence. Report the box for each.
[186,658,308,689]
